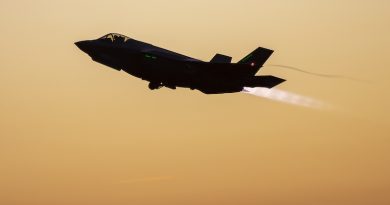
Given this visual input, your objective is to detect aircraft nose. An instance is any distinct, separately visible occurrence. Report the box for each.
[75,40,91,53]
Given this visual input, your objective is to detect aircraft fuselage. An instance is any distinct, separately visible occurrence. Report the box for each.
[75,33,285,94]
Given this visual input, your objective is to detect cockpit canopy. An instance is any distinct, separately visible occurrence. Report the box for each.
[99,33,131,43]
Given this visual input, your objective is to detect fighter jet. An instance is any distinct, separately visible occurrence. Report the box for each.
[75,33,285,94]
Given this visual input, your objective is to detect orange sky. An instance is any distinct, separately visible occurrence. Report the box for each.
[1,1,390,204]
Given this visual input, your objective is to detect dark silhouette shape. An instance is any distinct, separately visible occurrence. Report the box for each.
[113,35,125,44]
[210,54,232,63]
[75,33,286,94]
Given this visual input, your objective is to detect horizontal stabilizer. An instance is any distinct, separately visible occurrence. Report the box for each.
[245,75,285,88]
[210,54,232,63]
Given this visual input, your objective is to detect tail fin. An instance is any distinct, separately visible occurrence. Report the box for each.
[238,47,274,67]
[210,54,232,63]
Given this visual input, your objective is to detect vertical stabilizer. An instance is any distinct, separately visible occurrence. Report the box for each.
[238,47,273,67]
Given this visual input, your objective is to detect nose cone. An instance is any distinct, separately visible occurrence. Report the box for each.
[75,40,91,53]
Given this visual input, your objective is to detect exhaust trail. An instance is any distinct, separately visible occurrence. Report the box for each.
[242,87,329,109]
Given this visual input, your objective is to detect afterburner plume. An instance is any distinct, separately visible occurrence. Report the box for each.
[242,87,328,109]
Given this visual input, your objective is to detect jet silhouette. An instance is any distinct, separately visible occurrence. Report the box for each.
[75,33,285,94]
